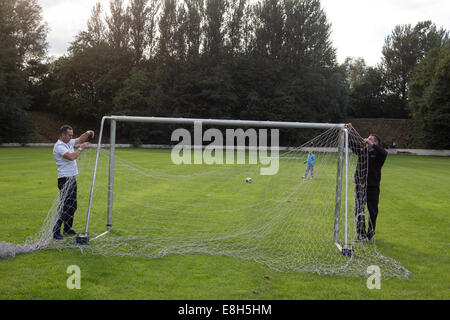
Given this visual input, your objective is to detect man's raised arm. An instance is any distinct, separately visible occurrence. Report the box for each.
[63,142,89,161]
[345,123,365,155]
[75,130,95,145]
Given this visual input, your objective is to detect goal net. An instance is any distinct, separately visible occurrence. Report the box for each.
[0,117,410,279]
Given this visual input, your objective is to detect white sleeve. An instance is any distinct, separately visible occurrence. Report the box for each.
[55,143,69,157]
[69,139,76,147]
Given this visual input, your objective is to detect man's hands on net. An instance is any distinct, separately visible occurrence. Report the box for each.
[87,130,95,141]
[80,142,89,150]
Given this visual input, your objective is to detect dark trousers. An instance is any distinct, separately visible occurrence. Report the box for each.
[355,184,380,237]
[366,186,380,237]
[53,177,77,235]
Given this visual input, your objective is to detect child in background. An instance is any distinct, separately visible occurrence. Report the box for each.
[302,150,316,179]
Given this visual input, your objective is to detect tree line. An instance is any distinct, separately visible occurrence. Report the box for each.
[0,0,449,148]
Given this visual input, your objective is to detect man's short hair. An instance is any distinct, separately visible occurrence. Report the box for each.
[60,125,73,135]
[369,134,381,144]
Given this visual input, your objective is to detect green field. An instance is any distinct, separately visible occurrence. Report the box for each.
[0,147,449,299]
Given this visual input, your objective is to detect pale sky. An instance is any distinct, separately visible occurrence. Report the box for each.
[39,0,450,66]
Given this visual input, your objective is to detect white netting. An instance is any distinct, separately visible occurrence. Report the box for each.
[0,126,410,279]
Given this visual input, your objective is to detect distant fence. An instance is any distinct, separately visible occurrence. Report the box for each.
[387,149,450,157]
[1,143,450,157]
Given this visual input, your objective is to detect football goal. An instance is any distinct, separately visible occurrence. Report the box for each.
[85,116,352,252]
[0,116,410,279]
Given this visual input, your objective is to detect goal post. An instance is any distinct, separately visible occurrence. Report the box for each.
[333,128,345,245]
[83,115,351,254]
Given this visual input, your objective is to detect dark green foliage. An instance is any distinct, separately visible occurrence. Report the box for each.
[345,21,448,121]
[348,67,385,118]
[381,21,448,118]
[408,45,450,149]
[3,0,449,149]
[0,0,48,142]
[44,0,348,146]
[0,52,31,142]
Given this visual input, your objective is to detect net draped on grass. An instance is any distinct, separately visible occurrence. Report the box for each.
[0,127,410,279]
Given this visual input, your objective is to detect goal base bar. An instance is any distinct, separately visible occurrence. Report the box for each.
[90,225,113,241]
[335,242,353,257]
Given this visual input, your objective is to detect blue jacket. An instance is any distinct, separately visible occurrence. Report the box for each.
[307,153,316,165]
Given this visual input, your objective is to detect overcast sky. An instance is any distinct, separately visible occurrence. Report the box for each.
[39,0,450,66]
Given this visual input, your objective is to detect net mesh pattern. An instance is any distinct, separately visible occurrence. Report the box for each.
[0,126,410,279]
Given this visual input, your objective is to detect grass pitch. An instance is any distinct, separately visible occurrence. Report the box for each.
[0,147,449,299]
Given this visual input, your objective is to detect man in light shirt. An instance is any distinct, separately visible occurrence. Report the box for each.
[53,125,95,240]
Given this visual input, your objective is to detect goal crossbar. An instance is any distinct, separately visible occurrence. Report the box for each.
[106,115,346,129]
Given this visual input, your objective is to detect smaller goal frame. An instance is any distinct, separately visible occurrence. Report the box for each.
[84,116,351,254]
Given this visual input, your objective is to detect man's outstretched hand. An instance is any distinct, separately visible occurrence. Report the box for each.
[80,142,89,150]
[86,130,95,142]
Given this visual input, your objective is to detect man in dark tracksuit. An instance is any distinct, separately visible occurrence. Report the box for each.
[347,124,387,241]
[364,135,387,240]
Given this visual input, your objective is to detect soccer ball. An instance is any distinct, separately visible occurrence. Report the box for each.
[246,177,252,183]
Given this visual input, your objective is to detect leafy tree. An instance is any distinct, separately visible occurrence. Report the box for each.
[50,42,129,121]
[106,0,130,51]
[408,44,450,149]
[46,0,347,145]
[184,0,203,58]
[145,0,160,59]
[157,0,178,62]
[348,67,385,118]
[50,1,136,122]
[0,43,30,142]
[129,0,150,65]
[12,0,48,66]
[113,68,161,116]
[342,57,367,90]
[381,21,448,117]
[71,2,106,50]
[203,0,227,60]
[0,0,48,142]
[283,0,335,72]
[226,0,246,55]
[252,0,284,59]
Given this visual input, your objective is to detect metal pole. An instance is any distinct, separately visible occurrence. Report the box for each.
[107,119,116,230]
[344,128,349,249]
[106,115,346,130]
[333,129,345,244]
[84,116,107,235]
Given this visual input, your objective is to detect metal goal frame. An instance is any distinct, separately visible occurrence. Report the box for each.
[83,116,351,254]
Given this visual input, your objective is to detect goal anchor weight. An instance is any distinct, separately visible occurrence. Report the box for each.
[335,242,353,257]
[341,246,353,257]
[76,233,90,245]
